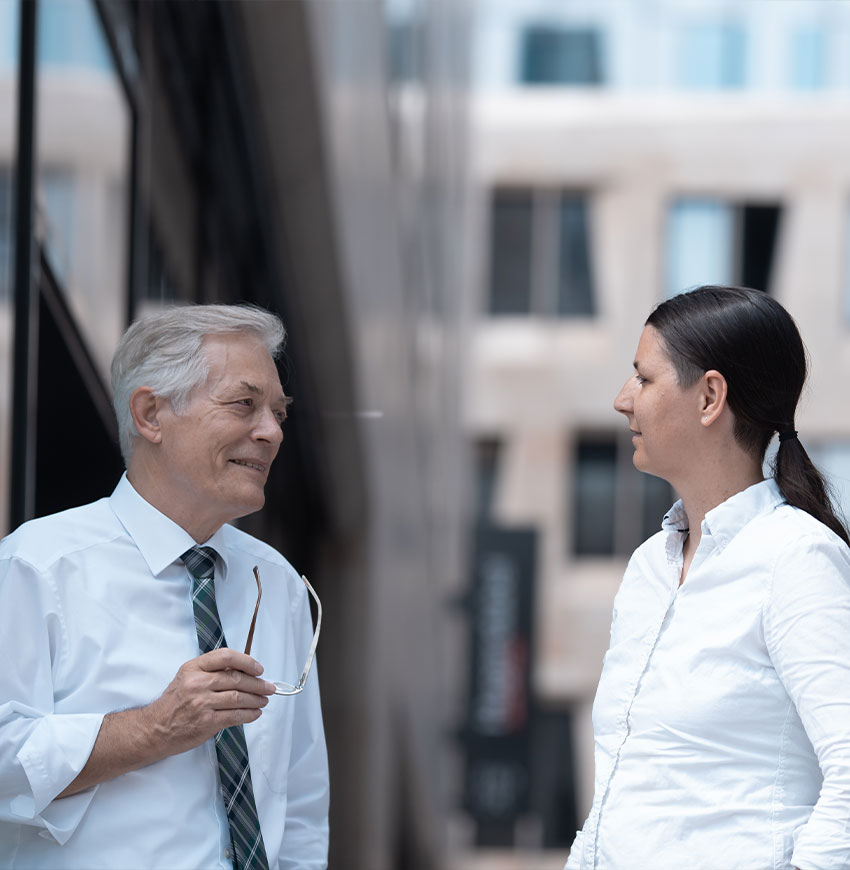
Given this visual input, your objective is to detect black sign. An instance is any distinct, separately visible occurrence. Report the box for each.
[464,525,536,825]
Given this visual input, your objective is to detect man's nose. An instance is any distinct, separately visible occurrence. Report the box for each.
[254,407,284,444]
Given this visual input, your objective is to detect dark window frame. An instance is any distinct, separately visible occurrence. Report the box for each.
[487,185,596,319]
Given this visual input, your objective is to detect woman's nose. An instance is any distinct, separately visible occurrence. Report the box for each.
[613,378,633,415]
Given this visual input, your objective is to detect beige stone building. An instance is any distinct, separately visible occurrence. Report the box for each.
[452,1,850,866]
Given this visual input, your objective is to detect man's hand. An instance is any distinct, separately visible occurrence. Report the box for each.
[147,649,275,755]
[57,650,276,799]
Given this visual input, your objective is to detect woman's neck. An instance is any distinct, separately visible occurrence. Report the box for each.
[675,456,765,554]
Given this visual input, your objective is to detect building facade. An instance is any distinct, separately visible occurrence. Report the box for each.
[453,1,850,866]
[1,2,470,868]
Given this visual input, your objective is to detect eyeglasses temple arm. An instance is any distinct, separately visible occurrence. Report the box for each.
[244,565,262,656]
[297,574,322,687]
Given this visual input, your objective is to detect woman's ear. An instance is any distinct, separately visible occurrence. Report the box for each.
[129,387,163,444]
[699,369,728,427]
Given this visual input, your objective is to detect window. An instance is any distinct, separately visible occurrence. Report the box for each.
[0,0,18,72]
[574,439,617,556]
[36,0,131,379]
[572,433,674,557]
[520,26,603,86]
[666,198,781,298]
[38,0,114,71]
[490,190,533,314]
[558,196,595,315]
[387,18,424,84]
[488,188,595,317]
[474,438,502,523]
[678,23,746,89]
[791,26,826,90]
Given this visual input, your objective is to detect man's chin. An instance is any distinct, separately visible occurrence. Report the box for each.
[230,491,267,522]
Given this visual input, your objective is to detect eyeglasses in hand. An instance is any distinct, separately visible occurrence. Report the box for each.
[244,566,322,696]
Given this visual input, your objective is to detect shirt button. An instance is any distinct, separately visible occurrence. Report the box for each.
[225,848,232,860]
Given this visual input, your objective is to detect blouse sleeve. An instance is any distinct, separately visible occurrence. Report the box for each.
[764,532,850,870]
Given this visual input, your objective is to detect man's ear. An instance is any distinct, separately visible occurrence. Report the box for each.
[699,369,728,427]
[129,387,163,444]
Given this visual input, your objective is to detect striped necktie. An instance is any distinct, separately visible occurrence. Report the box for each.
[181,546,270,870]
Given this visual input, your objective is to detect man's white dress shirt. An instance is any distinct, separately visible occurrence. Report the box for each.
[0,474,329,869]
[566,479,850,870]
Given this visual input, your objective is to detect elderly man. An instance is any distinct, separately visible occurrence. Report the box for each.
[0,305,329,868]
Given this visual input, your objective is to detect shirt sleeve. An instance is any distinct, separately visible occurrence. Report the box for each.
[277,586,329,870]
[0,554,104,844]
[763,532,850,870]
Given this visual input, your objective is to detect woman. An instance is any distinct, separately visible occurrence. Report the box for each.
[566,286,850,870]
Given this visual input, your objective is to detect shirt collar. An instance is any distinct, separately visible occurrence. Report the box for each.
[661,478,785,551]
[108,473,232,579]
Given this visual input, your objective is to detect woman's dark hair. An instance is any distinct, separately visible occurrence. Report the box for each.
[646,285,849,546]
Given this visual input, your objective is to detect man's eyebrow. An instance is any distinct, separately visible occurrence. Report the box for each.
[239,380,263,395]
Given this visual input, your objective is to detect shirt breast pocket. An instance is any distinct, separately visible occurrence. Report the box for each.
[250,691,296,795]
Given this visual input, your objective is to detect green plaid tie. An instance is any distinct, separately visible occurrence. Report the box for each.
[181,546,270,870]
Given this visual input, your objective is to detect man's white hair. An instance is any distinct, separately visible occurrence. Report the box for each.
[111,304,286,465]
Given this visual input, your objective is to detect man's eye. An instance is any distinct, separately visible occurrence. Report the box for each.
[236,398,253,407]
[635,374,646,385]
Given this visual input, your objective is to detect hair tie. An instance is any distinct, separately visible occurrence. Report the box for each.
[778,429,798,443]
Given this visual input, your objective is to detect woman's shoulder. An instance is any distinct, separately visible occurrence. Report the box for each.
[751,503,850,607]
[747,499,850,556]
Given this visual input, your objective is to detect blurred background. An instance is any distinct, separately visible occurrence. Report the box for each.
[3,0,850,868]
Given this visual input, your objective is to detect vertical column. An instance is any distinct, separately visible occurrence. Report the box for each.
[10,0,39,528]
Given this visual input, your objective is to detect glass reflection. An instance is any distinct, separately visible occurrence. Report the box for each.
[0,0,18,535]
[36,0,130,379]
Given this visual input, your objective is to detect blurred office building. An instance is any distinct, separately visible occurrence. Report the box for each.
[452,1,850,868]
[0,1,468,868]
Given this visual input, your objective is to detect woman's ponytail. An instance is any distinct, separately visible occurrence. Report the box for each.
[773,434,850,546]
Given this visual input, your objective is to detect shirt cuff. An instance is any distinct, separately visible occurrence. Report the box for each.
[15,712,104,844]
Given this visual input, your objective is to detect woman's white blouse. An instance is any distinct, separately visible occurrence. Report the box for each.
[566,479,850,870]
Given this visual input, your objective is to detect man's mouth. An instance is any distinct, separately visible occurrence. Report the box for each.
[230,459,267,473]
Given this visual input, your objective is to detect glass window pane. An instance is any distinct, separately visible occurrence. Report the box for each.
[574,438,616,556]
[520,26,603,86]
[666,198,733,298]
[489,189,533,314]
[557,195,595,316]
[678,23,746,89]
[474,438,501,523]
[0,0,18,73]
[791,26,826,90]
[36,0,130,380]
[741,204,781,293]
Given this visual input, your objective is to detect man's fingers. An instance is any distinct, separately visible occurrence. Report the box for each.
[197,647,264,676]
[214,690,270,711]
[209,671,275,696]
